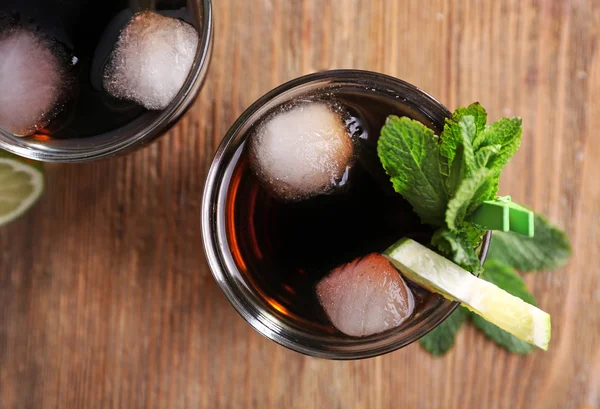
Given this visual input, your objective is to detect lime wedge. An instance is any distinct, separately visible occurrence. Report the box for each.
[384,238,551,350]
[0,151,44,226]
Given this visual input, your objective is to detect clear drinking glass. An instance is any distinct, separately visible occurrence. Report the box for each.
[0,0,212,163]
[202,70,490,359]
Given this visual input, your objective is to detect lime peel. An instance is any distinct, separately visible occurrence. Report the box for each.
[384,238,551,350]
[0,153,44,226]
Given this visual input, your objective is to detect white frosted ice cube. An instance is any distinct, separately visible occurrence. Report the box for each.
[249,102,353,201]
[0,29,67,136]
[316,254,415,337]
[103,11,199,110]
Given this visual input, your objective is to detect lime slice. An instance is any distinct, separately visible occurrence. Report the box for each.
[0,151,44,226]
[384,238,551,350]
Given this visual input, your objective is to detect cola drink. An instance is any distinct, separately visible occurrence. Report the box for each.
[225,88,442,336]
[0,0,198,139]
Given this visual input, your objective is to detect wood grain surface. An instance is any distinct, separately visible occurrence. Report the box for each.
[1,0,599,408]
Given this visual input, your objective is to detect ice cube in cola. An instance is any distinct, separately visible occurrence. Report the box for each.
[0,0,200,139]
[316,254,415,337]
[249,102,354,201]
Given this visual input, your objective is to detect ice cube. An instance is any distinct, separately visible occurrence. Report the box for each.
[249,102,354,201]
[103,11,199,110]
[0,28,67,136]
[316,253,415,337]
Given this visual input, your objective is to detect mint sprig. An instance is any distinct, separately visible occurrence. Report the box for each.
[377,102,522,238]
[377,102,571,355]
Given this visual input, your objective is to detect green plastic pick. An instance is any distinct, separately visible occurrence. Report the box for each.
[470,197,534,237]
[471,200,510,232]
[506,201,535,237]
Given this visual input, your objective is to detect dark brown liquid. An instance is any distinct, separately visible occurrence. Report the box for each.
[226,88,444,335]
[0,0,194,139]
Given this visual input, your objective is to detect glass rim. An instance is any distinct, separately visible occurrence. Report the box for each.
[0,0,213,163]
[201,69,491,359]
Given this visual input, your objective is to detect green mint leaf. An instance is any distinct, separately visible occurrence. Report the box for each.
[459,116,477,173]
[439,118,461,182]
[439,103,486,185]
[471,260,536,353]
[378,116,448,226]
[451,102,487,133]
[487,213,572,271]
[442,116,479,196]
[431,228,481,273]
[462,221,487,245]
[445,168,498,230]
[445,116,523,231]
[444,142,465,196]
[419,307,470,356]
[475,144,501,168]
[473,117,523,170]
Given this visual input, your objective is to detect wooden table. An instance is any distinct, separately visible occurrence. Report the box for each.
[1,1,599,408]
